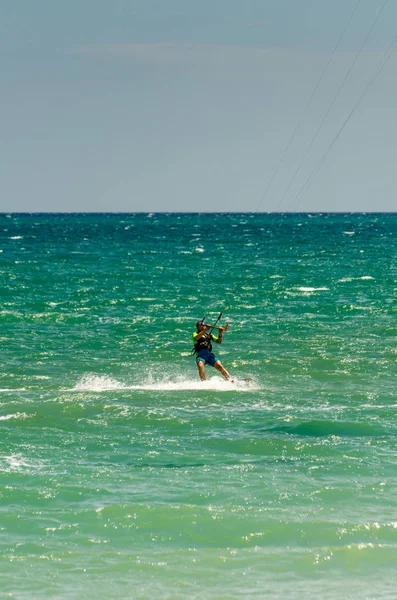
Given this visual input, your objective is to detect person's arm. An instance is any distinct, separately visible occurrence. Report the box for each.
[214,323,228,344]
[193,325,211,341]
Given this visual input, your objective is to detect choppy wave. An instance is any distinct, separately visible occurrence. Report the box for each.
[0,412,30,421]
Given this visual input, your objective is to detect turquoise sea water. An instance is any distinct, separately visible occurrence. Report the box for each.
[1,212,396,599]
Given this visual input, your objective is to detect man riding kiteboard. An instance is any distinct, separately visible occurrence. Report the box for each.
[192,321,232,381]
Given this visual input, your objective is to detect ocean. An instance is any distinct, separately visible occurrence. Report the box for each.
[1,212,396,599]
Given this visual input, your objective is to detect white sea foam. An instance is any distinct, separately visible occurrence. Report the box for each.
[296,287,329,292]
[73,374,257,392]
[128,379,256,391]
[291,287,329,295]
[73,375,127,391]
[1,453,40,473]
[337,276,374,283]
[0,412,29,421]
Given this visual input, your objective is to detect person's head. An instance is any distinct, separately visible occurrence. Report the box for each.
[196,320,206,331]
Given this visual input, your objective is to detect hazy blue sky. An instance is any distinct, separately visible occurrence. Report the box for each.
[1,0,396,212]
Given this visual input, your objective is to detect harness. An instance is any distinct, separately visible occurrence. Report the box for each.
[192,333,213,355]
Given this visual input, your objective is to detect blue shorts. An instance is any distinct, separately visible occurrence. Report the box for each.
[196,349,219,367]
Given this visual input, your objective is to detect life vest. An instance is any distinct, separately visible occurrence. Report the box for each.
[193,333,213,354]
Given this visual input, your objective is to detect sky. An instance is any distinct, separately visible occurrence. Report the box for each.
[1,0,396,212]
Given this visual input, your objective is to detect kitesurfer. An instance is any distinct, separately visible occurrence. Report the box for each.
[192,321,232,381]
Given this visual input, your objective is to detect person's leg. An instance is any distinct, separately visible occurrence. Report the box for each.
[214,360,232,380]
[197,360,206,381]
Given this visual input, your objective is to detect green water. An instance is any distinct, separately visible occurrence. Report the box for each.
[1,213,396,599]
